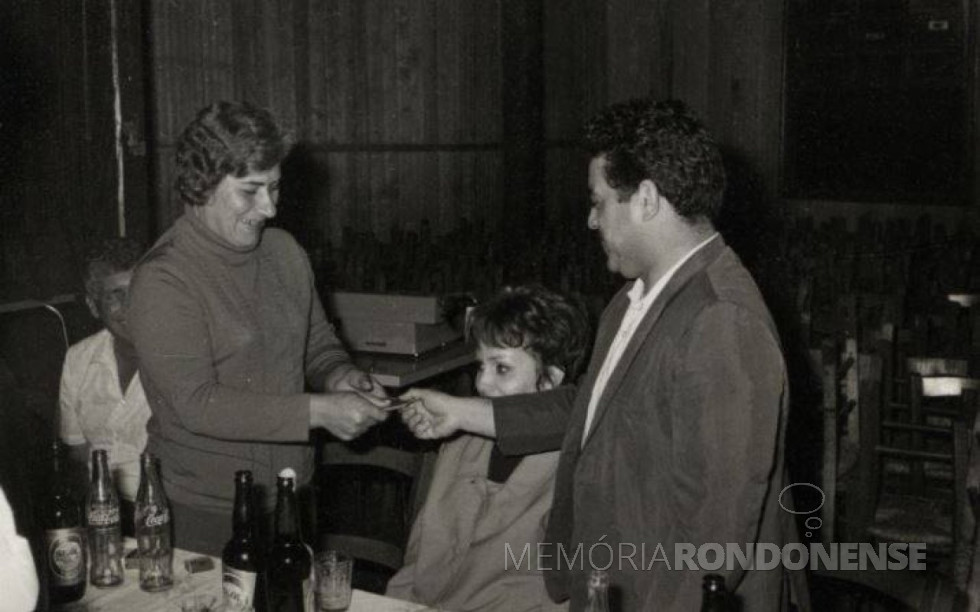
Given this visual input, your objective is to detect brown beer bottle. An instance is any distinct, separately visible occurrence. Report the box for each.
[222,470,266,611]
[43,440,86,604]
[266,468,312,612]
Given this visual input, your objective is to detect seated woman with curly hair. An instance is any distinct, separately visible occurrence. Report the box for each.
[386,285,591,611]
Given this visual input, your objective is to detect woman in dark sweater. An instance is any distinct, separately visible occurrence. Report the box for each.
[128,101,388,556]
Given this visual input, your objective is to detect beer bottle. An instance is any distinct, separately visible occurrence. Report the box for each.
[43,440,86,604]
[267,468,313,612]
[585,569,610,612]
[135,453,173,591]
[87,449,123,587]
[701,573,734,611]
[223,470,265,611]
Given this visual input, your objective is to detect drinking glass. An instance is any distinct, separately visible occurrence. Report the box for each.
[314,550,353,611]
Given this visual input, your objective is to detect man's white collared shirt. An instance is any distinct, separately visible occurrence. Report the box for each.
[59,328,151,500]
[581,233,719,445]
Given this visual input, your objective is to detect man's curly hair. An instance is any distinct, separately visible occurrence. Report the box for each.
[582,98,725,222]
[174,101,288,208]
[84,237,145,296]
[467,285,592,384]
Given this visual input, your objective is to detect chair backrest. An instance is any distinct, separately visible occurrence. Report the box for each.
[317,424,434,578]
[908,357,970,378]
[811,343,839,546]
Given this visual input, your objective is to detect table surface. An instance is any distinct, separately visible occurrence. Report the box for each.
[352,340,475,388]
[65,540,441,611]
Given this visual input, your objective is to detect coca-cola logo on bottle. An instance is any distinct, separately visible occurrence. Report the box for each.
[140,504,170,528]
[87,505,120,526]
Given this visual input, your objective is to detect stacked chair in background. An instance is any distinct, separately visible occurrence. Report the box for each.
[795,213,980,610]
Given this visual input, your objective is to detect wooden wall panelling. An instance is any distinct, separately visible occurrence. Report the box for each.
[0,0,121,300]
[292,0,311,137]
[501,0,544,241]
[150,0,238,228]
[434,0,463,234]
[371,0,396,234]
[707,0,785,200]
[543,0,605,230]
[146,0,508,266]
[117,0,153,243]
[435,0,462,143]
[80,0,119,245]
[669,0,713,122]
[395,0,425,233]
[604,0,668,103]
[543,0,581,140]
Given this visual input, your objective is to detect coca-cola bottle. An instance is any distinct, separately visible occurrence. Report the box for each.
[585,569,610,612]
[266,468,313,612]
[43,440,86,604]
[87,449,123,587]
[135,453,173,591]
[222,470,266,611]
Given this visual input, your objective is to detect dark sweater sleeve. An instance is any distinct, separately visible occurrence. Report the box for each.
[129,262,311,442]
[493,385,577,455]
[290,243,354,391]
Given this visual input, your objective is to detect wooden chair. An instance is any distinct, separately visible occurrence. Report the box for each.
[813,360,968,611]
[867,375,980,590]
[316,422,434,593]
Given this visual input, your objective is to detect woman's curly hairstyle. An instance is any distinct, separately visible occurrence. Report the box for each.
[174,101,288,208]
[467,285,592,383]
[582,98,725,222]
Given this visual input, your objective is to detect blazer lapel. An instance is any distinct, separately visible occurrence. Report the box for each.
[581,236,728,447]
[566,287,630,445]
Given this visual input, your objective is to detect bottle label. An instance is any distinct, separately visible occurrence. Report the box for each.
[138,503,170,529]
[303,576,314,612]
[222,566,257,610]
[45,528,85,586]
[87,505,120,527]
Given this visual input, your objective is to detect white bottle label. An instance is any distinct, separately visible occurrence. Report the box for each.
[222,565,257,610]
[303,576,314,612]
[46,528,85,586]
[87,505,119,527]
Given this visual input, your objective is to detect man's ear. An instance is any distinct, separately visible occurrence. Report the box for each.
[637,179,661,221]
[85,294,99,319]
[537,365,566,391]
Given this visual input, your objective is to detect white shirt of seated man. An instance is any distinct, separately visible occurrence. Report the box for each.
[60,266,150,501]
[0,485,39,611]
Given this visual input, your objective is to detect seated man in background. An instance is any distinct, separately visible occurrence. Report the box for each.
[59,237,147,536]
[386,285,591,611]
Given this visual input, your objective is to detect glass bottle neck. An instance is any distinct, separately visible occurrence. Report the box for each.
[138,455,163,502]
[232,482,254,536]
[91,450,114,498]
[274,482,301,542]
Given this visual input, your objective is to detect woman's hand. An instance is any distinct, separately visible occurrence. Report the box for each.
[310,392,387,441]
[398,388,495,439]
[327,364,388,403]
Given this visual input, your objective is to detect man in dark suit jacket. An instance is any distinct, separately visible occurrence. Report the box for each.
[402,99,806,611]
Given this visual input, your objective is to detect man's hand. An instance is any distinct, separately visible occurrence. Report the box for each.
[310,392,387,441]
[398,388,495,439]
